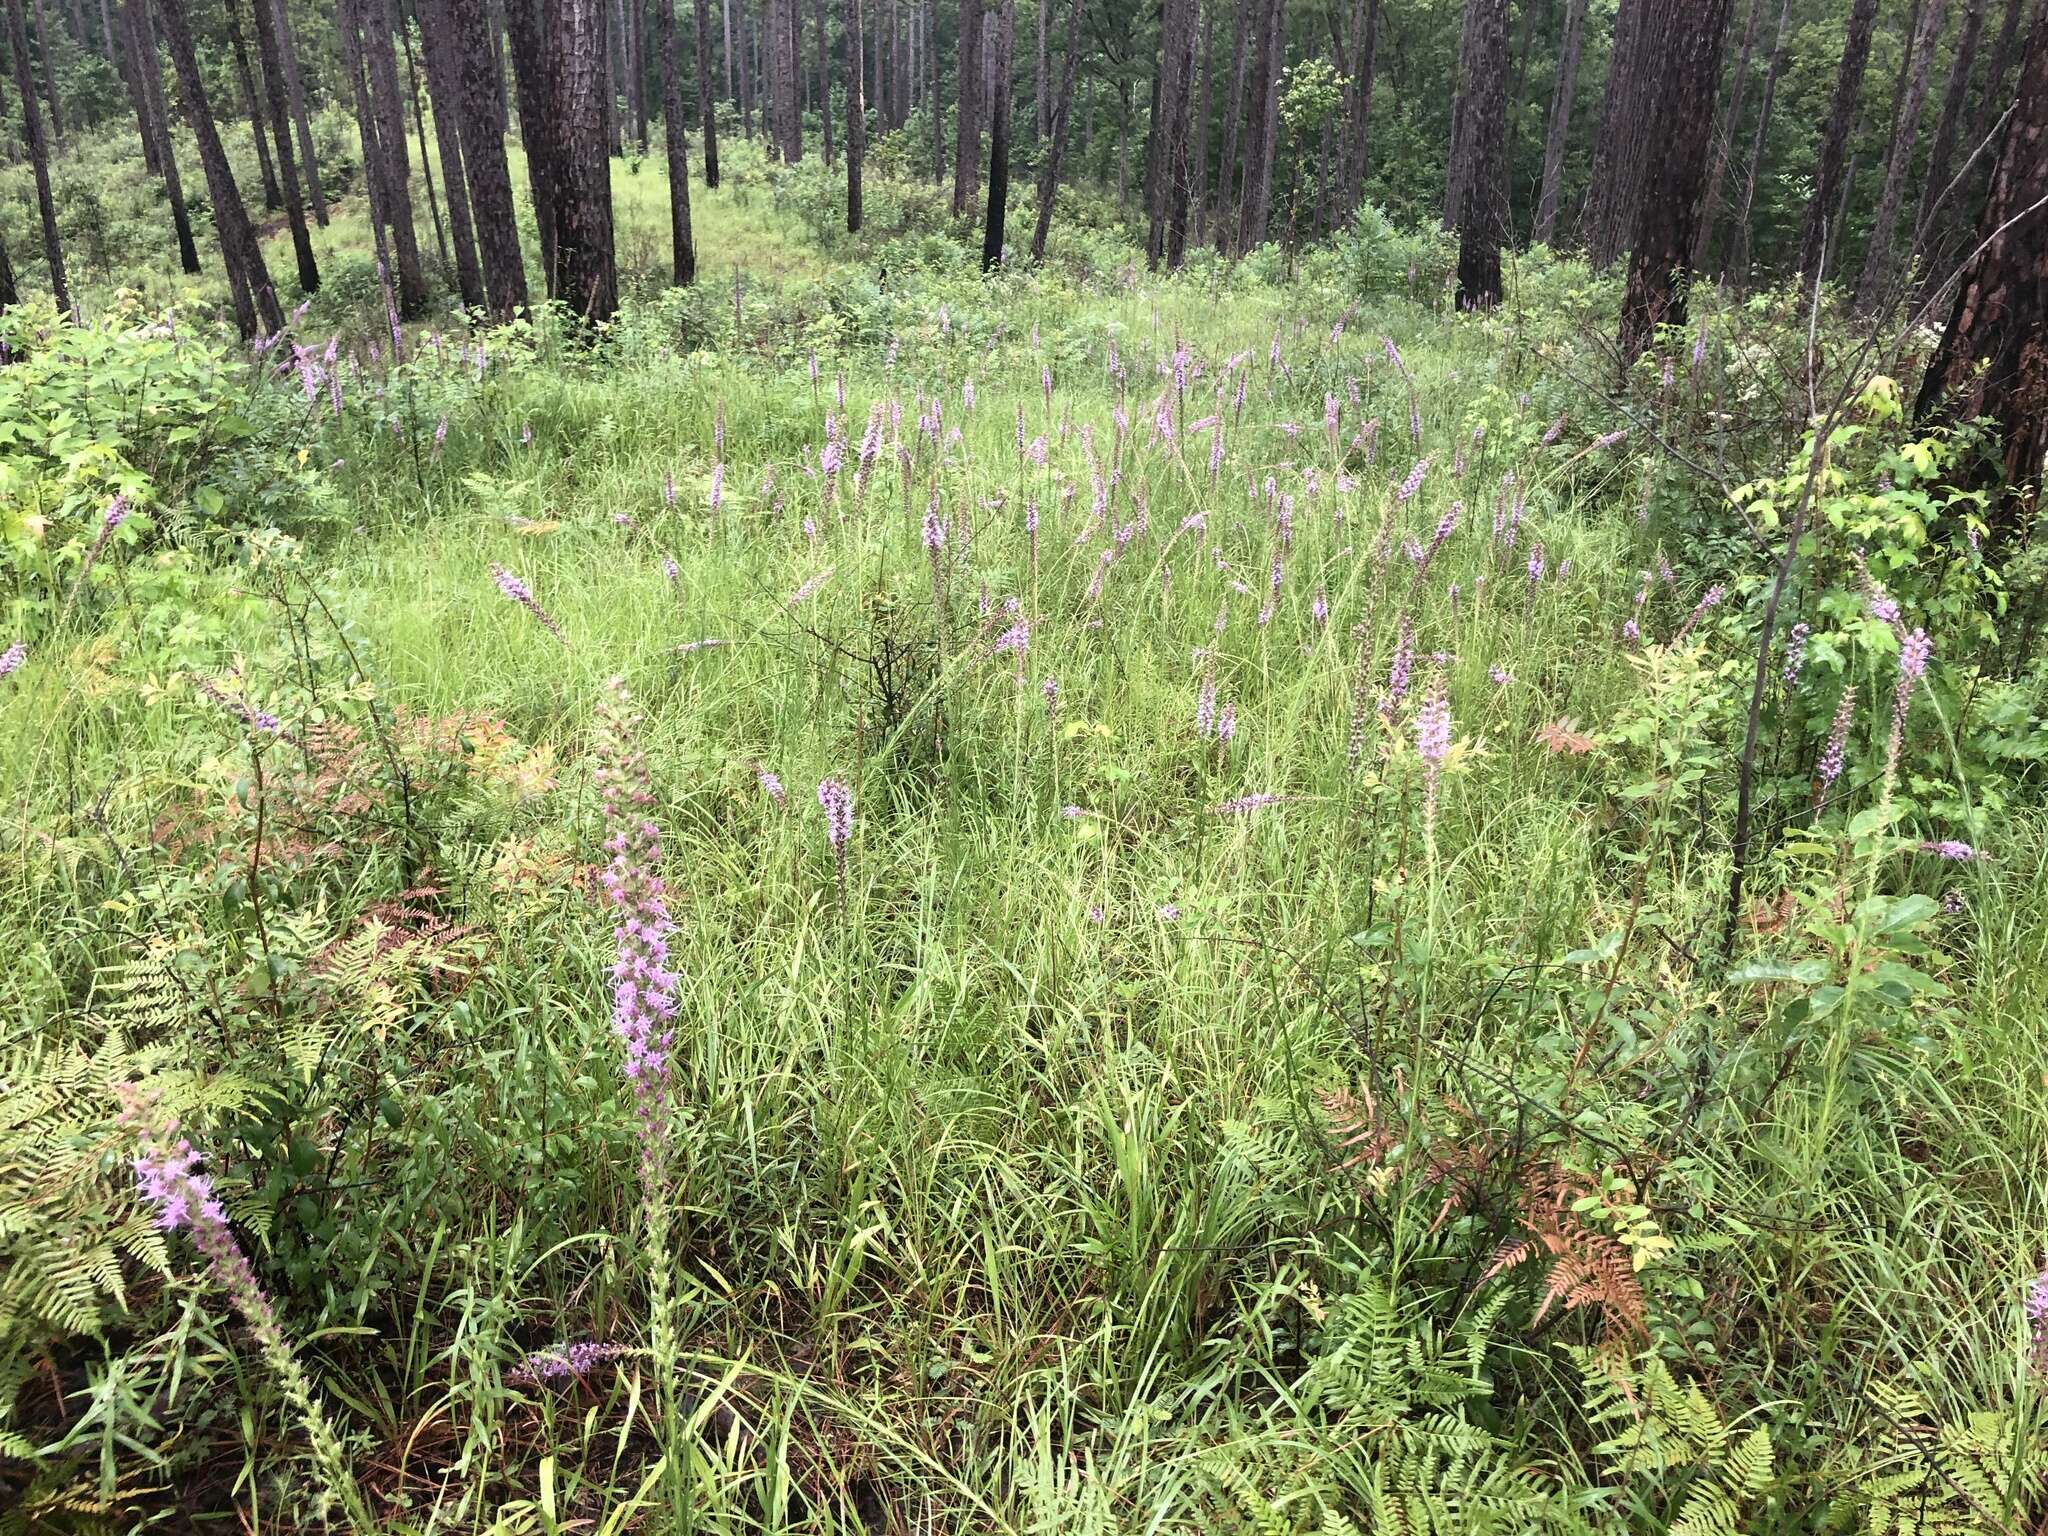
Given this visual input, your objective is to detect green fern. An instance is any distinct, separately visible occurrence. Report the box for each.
[1575,1349,1775,1536]
[1845,1382,2043,1536]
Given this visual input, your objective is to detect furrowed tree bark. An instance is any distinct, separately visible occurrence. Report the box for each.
[1443,0,1485,229]
[224,0,283,209]
[1194,0,1217,238]
[953,0,984,214]
[352,0,431,313]
[1799,0,1880,279]
[980,0,1012,268]
[1729,0,1792,284]
[1453,0,1507,308]
[605,0,626,154]
[1532,0,1586,245]
[503,0,561,284]
[1915,0,2047,535]
[1235,0,1282,251]
[693,0,720,184]
[274,0,327,223]
[1619,0,1735,365]
[248,0,319,292]
[437,0,526,315]
[402,18,451,275]
[1584,0,1653,268]
[846,0,864,228]
[1913,0,1985,270]
[1165,0,1199,263]
[546,0,619,323]
[1028,0,1079,261]
[1692,0,1762,267]
[155,0,284,335]
[1148,0,1195,268]
[126,0,200,271]
[1214,0,1249,243]
[5,0,65,311]
[657,0,695,280]
[928,0,942,179]
[1968,0,2028,151]
[418,0,486,310]
[1857,0,1947,310]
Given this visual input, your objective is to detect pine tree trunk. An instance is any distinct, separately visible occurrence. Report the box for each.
[273,0,328,223]
[112,0,159,174]
[1968,0,2027,150]
[225,0,283,210]
[693,0,720,184]
[981,0,1012,268]
[1857,0,1947,309]
[1215,0,1250,242]
[815,0,833,162]
[1236,0,1282,251]
[419,0,486,308]
[1443,0,1484,229]
[29,0,61,142]
[1584,0,1653,268]
[248,0,319,291]
[1147,0,1194,268]
[1532,0,1586,245]
[129,0,199,271]
[657,0,696,280]
[0,225,17,310]
[503,0,561,284]
[928,0,943,179]
[155,0,283,335]
[847,0,864,228]
[1034,0,1045,139]
[5,0,65,311]
[439,0,528,315]
[1163,0,1198,265]
[721,0,733,108]
[953,0,984,213]
[352,0,431,313]
[1031,0,1079,258]
[892,0,907,125]
[1916,0,2046,533]
[1453,0,1507,308]
[1193,0,1216,235]
[1692,0,1762,267]
[1343,0,1378,210]
[547,0,619,321]
[606,0,626,155]
[403,20,451,275]
[1729,0,1791,284]
[1618,0,1734,364]
[1798,0,1879,278]
[774,0,802,158]
[737,3,754,137]
[1912,0,1985,271]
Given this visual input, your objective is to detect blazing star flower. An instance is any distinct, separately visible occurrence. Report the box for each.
[1592,428,1628,450]
[1217,701,1238,746]
[994,621,1031,656]
[1917,839,1979,861]
[923,508,947,552]
[787,569,834,606]
[508,1341,629,1387]
[709,462,725,513]
[0,641,23,679]
[1387,615,1416,707]
[1817,685,1857,791]
[491,564,570,646]
[1395,457,1430,504]
[1527,544,1546,585]
[757,769,788,808]
[1489,665,1511,686]
[1671,583,1726,644]
[1541,413,1566,445]
[817,777,854,852]
[1213,792,1285,815]
[1782,622,1810,685]
[1312,585,1329,626]
[2027,1266,2048,1370]
[1157,903,1181,921]
[1061,804,1085,819]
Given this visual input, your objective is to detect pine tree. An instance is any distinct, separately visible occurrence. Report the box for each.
[546,0,620,322]
[5,0,66,312]
[1533,0,1587,245]
[1453,0,1509,309]
[1799,0,1880,278]
[657,0,696,281]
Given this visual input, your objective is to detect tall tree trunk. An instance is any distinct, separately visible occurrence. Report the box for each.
[1692,0,1762,267]
[224,0,283,209]
[953,0,984,213]
[1916,0,2046,534]
[5,0,65,311]
[28,0,61,142]
[402,19,451,274]
[1619,0,1735,364]
[339,0,397,284]
[814,0,833,161]
[1443,0,1484,228]
[503,0,561,284]
[1194,0,1217,234]
[1798,0,1880,279]
[1215,0,1250,243]
[1236,0,1282,251]
[1967,0,2027,150]
[132,0,199,270]
[929,0,943,178]
[1532,0,1586,244]
[1034,0,1046,139]
[1029,0,1079,259]
[112,0,160,173]
[738,2,754,137]
[419,0,486,309]
[1164,0,1198,265]
[721,0,733,108]
[657,0,696,279]
[847,0,864,228]
[352,0,431,313]
[439,0,527,316]
[605,0,626,155]
[1729,0,1792,283]
[1343,0,1378,210]
[1857,0,1947,309]
[1912,0,1985,269]
[693,0,720,184]
[273,0,327,223]
[981,0,1012,267]
[1584,0,1654,268]
[1454,0,1508,307]
[1148,0,1195,268]
[772,0,801,158]
[247,0,319,291]
[547,0,619,321]
[155,0,284,335]
[893,0,907,125]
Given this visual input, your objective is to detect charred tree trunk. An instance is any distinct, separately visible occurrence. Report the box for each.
[1454,0,1508,308]
[5,0,65,311]
[1029,0,1079,260]
[846,0,864,228]
[981,0,1012,268]
[1798,0,1880,279]
[1584,0,1654,268]
[127,0,200,271]
[1968,0,2028,151]
[155,0,284,335]
[1857,0,1947,310]
[419,0,486,309]
[503,0,561,284]
[1692,0,1763,267]
[953,0,984,213]
[225,0,283,210]
[1532,0,1586,245]
[440,0,527,316]
[273,0,327,223]
[1619,0,1735,365]
[547,0,619,322]
[1915,1,2047,534]
[248,0,319,291]
[1443,0,1484,229]
[694,0,720,184]
[657,0,696,280]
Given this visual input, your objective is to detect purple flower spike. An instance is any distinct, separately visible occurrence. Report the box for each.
[491,563,570,646]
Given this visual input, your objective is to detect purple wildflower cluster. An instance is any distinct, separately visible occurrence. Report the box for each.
[491,564,570,646]
[508,1340,629,1387]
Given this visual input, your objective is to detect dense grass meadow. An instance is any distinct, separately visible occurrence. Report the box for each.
[5,127,2048,1534]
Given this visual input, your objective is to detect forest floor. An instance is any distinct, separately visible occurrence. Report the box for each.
[4,127,2047,1535]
